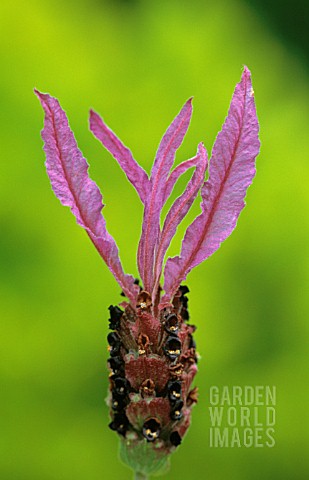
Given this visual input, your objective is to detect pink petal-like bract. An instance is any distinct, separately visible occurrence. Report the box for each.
[153,143,208,298]
[35,90,137,303]
[138,98,193,293]
[89,110,150,203]
[163,67,260,301]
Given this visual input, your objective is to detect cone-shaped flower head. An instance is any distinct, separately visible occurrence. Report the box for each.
[35,66,260,477]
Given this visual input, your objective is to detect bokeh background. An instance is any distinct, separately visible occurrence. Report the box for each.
[1,0,308,479]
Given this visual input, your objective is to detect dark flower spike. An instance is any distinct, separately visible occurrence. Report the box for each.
[36,66,260,478]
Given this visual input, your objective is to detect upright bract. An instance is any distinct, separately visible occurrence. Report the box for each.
[163,66,260,301]
[35,67,260,478]
[153,143,208,299]
[34,90,138,303]
[137,98,193,293]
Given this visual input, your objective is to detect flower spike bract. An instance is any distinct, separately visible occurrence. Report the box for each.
[163,66,260,301]
[138,98,193,294]
[34,90,138,302]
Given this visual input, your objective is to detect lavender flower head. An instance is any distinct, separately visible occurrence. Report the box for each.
[35,67,260,478]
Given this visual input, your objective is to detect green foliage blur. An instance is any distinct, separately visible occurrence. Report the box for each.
[1,0,308,478]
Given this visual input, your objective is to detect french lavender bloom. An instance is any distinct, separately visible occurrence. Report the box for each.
[35,66,260,479]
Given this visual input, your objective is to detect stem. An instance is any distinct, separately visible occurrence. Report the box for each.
[134,472,148,480]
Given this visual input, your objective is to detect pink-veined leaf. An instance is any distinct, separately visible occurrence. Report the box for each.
[163,154,201,205]
[35,90,138,302]
[137,98,193,292]
[153,143,208,298]
[163,67,260,302]
[89,109,150,203]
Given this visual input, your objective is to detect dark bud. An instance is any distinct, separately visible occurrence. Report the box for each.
[188,334,196,350]
[108,305,123,330]
[142,418,161,442]
[179,285,189,295]
[170,431,182,446]
[108,356,124,375]
[181,308,189,321]
[167,380,182,403]
[113,377,131,396]
[181,295,189,309]
[164,336,181,361]
[111,394,129,411]
[164,314,179,335]
[108,305,123,319]
[109,344,121,357]
[107,332,120,347]
[170,399,184,421]
[108,413,129,436]
[107,332,122,357]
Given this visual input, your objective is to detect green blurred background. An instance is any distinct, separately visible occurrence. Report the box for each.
[1,0,308,478]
